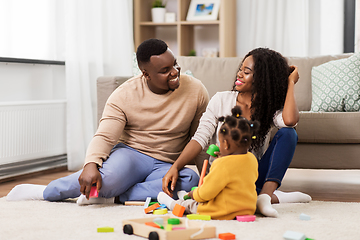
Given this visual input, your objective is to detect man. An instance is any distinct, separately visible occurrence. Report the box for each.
[7,39,209,205]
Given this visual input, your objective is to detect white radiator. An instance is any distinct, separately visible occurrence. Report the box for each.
[0,100,67,179]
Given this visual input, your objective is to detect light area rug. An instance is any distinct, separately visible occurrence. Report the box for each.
[1,197,359,240]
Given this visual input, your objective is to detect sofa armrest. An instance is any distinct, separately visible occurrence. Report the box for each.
[97,76,130,124]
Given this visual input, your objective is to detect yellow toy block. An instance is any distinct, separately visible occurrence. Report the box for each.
[186,214,211,220]
[97,226,114,232]
[153,208,168,215]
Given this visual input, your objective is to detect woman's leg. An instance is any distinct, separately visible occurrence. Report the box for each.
[256,128,297,217]
[119,161,199,202]
[256,128,298,195]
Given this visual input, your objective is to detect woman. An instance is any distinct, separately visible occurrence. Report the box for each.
[162,48,311,217]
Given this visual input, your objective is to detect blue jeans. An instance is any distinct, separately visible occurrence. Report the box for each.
[255,128,298,194]
[43,143,199,202]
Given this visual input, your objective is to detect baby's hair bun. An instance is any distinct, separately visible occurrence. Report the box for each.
[231,106,242,118]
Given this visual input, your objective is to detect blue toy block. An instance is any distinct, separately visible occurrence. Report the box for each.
[299,213,311,221]
[283,230,306,240]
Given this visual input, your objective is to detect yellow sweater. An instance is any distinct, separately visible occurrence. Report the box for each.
[193,153,258,220]
[84,74,209,167]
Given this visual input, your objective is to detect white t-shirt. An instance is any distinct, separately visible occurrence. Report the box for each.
[191,91,291,163]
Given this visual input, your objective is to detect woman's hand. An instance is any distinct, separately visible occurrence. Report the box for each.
[78,162,102,200]
[289,65,299,85]
[162,166,179,197]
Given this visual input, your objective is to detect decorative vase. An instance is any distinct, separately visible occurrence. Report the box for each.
[151,7,166,23]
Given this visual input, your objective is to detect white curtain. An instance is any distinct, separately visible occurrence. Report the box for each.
[237,0,344,57]
[59,0,134,170]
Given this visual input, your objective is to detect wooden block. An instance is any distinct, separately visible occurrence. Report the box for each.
[283,230,306,240]
[97,226,114,232]
[89,186,98,198]
[124,201,146,206]
[145,222,162,229]
[172,204,185,217]
[219,232,236,240]
[144,203,160,214]
[236,215,256,222]
[186,214,211,220]
[153,208,168,215]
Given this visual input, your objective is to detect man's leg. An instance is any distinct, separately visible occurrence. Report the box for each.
[44,143,154,201]
[119,160,199,202]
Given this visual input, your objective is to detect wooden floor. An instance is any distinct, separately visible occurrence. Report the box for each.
[1,168,359,202]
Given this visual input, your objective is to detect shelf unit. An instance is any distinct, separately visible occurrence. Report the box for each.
[133,0,236,57]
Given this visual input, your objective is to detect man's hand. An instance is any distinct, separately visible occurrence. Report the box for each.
[162,166,179,197]
[78,162,102,200]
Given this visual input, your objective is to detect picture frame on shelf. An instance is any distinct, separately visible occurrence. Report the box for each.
[186,0,220,21]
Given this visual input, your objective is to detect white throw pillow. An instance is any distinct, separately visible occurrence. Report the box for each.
[311,52,360,112]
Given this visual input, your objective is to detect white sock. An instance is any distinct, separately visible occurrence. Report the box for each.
[157,192,175,209]
[177,190,188,200]
[256,194,279,218]
[76,194,114,206]
[6,184,46,201]
[274,190,312,203]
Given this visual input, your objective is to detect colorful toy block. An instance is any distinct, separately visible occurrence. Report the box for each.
[172,203,185,217]
[167,218,180,225]
[145,222,162,229]
[283,230,306,240]
[153,208,168,215]
[198,159,209,186]
[186,214,211,220]
[144,197,151,208]
[236,215,256,222]
[165,224,173,231]
[299,213,311,221]
[144,203,160,214]
[153,217,164,225]
[219,232,236,240]
[97,226,114,232]
[89,186,98,198]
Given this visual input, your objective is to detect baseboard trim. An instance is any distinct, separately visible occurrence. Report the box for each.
[0,154,67,182]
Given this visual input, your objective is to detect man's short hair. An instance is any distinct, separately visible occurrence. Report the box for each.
[136,39,168,65]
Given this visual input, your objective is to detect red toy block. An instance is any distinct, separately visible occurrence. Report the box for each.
[89,186,98,198]
[144,203,160,214]
[172,203,185,217]
[219,232,236,240]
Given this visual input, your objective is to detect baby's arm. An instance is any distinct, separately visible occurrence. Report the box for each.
[192,161,228,202]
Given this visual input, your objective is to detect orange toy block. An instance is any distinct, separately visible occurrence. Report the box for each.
[144,203,160,214]
[172,203,185,217]
[145,222,162,229]
[219,232,236,240]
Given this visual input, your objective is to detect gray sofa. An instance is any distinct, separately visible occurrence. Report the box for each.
[97,53,360,170]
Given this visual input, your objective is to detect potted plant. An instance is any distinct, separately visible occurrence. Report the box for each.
[151,0,166,23]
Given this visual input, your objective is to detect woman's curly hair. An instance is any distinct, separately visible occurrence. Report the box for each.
[218,106,260,149]
[232,48,291,151]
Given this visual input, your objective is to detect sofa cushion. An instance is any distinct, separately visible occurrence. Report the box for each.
[177,56,243,99]
[310,52,360,112]
[296,111,360,143]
